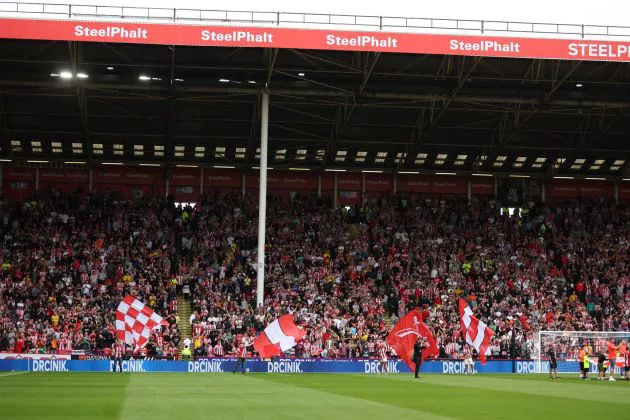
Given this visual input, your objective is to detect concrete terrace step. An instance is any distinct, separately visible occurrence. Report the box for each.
[176,295,192,355]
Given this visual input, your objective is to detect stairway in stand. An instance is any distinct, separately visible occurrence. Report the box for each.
[384,313,392,331]
[177,294,192,357]
[347,223,368,241]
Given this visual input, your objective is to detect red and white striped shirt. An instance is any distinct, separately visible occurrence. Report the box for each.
[378,346,388,361]
[237,339,248,358]
[463,347,472,359]
[113,343,125,358]
[445,342,458,356]
[59,338,71,351]
[303,341,311,357]
[213,343,224,357]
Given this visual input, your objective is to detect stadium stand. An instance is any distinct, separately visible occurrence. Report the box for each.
[1,189,628,361]
[0,191,181,358]
[1,4,630,364]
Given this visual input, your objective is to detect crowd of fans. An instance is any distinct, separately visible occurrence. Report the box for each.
[0,191,182,357]
[1,187,629,361]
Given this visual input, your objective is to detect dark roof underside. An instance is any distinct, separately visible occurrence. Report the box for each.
[0,39,629,176]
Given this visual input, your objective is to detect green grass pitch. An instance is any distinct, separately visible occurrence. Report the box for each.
[1,372,628,419]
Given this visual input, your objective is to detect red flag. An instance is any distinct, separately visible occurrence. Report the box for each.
[387,310,439,372]
[458,299,494,365]
[254,314,306,358]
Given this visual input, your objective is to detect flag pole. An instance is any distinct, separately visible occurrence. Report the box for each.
[256,91,269,308]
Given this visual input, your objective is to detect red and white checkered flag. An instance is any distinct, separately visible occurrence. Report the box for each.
[116,295,169,350]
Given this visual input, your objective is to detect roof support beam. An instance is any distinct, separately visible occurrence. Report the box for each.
[271,123,328,141]
[523,59,543,80]
[4,90,625,116]
[580,109,626,152]
[269,103,334,123]
[575,113,592,150]
[288,49,360,73]
[474,110,515,171]
[3,80,630,108]
[324,100,355,166]
[394,55,431,74]
[4,55,630,85]
[68,41,92,164]
[101,43,136,64]
[359,52,381,94]
[274,70,353,94]
[266,48,278,87]
[166,46,176,162]
[428,56,482,130]
[246,95,261,163]
[403,105,429,168]
[21,40,58,61]
[608,62,630,83]
[90,98,167,127]
[502,60,583,145]
[405,56,482,168]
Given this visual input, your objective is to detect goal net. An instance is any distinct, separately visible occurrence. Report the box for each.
[534,331,630,374]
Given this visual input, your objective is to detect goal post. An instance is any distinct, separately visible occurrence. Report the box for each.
[534,331,630,374]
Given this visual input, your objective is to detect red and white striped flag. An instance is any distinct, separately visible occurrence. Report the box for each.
[116,295,169,350]
[254,314,306,358]
[459,298,494,365]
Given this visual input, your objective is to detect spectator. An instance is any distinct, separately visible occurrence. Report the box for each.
[0,189,628,361]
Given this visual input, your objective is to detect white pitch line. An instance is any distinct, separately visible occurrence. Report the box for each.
[0,371,29,378]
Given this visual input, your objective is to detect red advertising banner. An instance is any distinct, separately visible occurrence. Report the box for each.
[337,173,362,205]
[246,172,318,194]
[2,168,35,200]
[206,170,242,189]
[273,172,318,190]
[93,167,163,185]
[620,183,630,201]
[547,180,614,198]
[168,168,199,201]
[338,190,361,206]
[244,173,258,190]
[2,182,34,199]
[171,185,198,202]
[39,169,89,193]
[397,176,430,193]
[255,172,318,190]
[4,167,35,180]
[39,169,89,183]
[170,168,200,186]
[471,179,495,196]
[432,176,467,194]
[1,18,629,62]
[398,175,467,194]
[92,183,164,199]
[365,174,393,192]
[321,173,335,191]
[337,173,362,190]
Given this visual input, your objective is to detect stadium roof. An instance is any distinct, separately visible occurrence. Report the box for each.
[0,6,629,178]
